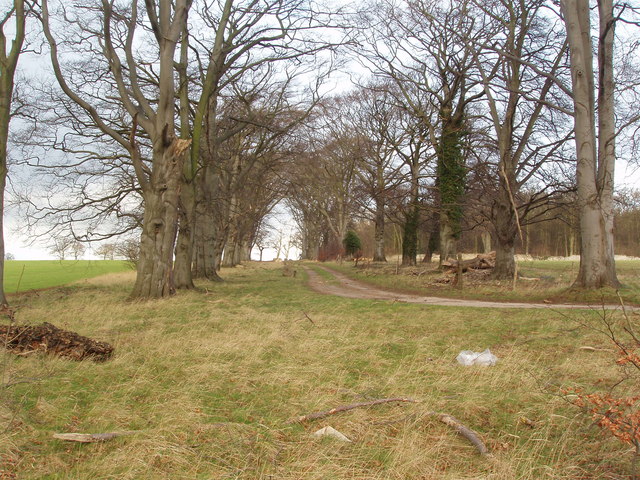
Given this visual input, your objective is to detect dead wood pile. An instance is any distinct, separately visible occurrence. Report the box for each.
[0,322,113,362]
[442,252,496,273]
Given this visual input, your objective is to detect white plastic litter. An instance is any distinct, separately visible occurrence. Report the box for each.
[312,426,352,442]
[456,349,498,366]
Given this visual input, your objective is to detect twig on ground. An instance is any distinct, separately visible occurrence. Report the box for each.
[302,311,316,326]
[53,431,138,443]
[287,397,419,424]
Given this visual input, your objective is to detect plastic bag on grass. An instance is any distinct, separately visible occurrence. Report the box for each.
[456,349,498,366]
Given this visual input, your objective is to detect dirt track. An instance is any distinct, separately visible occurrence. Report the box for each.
[304,265,623,310]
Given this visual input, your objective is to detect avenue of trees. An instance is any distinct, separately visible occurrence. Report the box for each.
[1,0,639,302]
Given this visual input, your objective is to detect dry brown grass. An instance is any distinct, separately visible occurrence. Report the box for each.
[0,261,635,479]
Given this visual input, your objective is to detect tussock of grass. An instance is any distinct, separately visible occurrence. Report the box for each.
[0,262,635,478]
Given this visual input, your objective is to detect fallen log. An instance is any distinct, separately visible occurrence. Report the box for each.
[442,252,496,273]
[0,322,113,362]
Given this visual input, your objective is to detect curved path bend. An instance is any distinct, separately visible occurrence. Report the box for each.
[304,265,626,310]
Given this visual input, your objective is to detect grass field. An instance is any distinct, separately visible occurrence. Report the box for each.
[3,260,131,293]
[0,262,637,479]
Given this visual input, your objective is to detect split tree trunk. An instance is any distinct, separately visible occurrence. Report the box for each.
[131,140,189,298]
[561,0,619,288]
[173,181,196,289]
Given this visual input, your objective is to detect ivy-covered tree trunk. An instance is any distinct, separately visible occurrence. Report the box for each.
[437,111,466,265]
[402,204,419,266]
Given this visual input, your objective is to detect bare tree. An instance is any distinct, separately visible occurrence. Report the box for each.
[70,240,85,260]
[0,0,26,304]
[49,236,73,260]
[173,0,339,286]
[40,0,192,298]
[469,0,572,279]
[560,0,620,288]
[95,243,116,260]
[343,85,405,263]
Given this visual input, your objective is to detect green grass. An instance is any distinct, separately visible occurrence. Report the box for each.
[0,262,636,479]
[3,260,131,293]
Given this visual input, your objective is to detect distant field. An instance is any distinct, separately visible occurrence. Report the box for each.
[3,260,130,293]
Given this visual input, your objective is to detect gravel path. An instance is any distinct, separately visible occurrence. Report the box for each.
[304,265,624,310]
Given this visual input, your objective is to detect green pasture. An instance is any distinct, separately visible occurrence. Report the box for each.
[3,260,130,293]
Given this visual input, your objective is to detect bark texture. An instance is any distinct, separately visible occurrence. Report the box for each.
[373,197,387,262]
[561,0,619,288]
[132,139,190,298]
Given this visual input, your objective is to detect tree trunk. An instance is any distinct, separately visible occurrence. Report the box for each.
[173,181,195,289]
[402,205,419,266]
[192,169,224,282]
[561,0,619,288]
[439,212,456,265]
[0,153,6,306]
[131,142,187,298]
[0,88,10,306]
[492,188,517,280]
[494,241,515,280]
[239,238,252,262]
[437,113,465,267]
[373,197,386,262]
[0,1,25,306]
[481,230,492,254]
[422,214,439,263]
[222,239,236,267]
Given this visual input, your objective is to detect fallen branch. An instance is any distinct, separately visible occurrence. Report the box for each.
[288,398,489,456]
[53,431,138,443]
[428,412,490,456]
[287,397,418,424]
